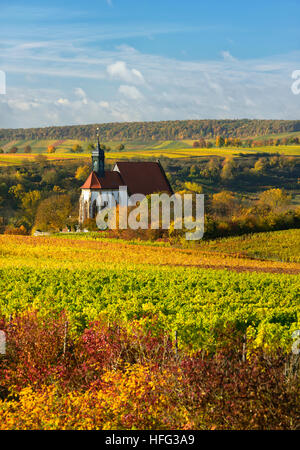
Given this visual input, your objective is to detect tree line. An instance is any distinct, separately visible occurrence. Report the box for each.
[1,119,300,142]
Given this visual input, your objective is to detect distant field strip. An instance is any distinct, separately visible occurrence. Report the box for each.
[1,138,300,166]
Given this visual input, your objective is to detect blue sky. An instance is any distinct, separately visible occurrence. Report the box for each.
[0,0,300,128]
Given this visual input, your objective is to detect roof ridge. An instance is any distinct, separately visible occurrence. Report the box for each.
[116,160,159,163]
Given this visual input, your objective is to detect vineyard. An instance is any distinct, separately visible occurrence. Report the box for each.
[0,232,299,429]
[197,229,300,263]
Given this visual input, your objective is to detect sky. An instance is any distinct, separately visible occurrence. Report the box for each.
[0,0,300,128]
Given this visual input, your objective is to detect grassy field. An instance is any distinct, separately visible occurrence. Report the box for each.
[0,141,300,166]
[1,138,300,166]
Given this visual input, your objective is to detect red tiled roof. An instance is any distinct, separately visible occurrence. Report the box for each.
[114,161,173,196]
[81,162,173,195]
[80,171,124,189]
[80,172,101,189]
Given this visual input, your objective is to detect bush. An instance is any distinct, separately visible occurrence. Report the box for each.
[0,313,298,429]
[180,347,299,430]
[4,225,28,235]
[82,218,99,232]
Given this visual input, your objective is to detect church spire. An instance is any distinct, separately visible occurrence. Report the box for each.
[96,128,101,151]
[92,127,105,177]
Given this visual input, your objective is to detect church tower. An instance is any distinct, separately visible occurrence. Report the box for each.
[79,128,173,227]
[92,127,105,177]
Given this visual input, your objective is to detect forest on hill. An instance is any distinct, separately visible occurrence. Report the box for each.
[1,119,300,142]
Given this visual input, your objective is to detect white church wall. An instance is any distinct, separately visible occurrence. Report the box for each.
[79,186,132,225]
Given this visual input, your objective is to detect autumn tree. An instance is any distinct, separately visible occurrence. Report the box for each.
[257,189,292,214]
[9,146,18,153]
[47,145,56,154]
[216,136,225,147]
[9,183,24,200]
[75,165,90,182]
[252,158,266,174]
[9,184,42,228]
[21,190,42,227]
[24,145,32,153]
[206,158,221,178]
[86,143,95,152]
[34,195,72,232]
[220,158,235,181]
[184,182,203,193]
[189,165,197,177]
[211,191,239,217]
[71,144,83,153]
[199,138,206,148]
[42,169,60,185]
[233,138,241,147]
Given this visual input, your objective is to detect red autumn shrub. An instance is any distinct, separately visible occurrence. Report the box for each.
[0,311,72,392]
[0,311,298,430]
[70,318,174,389]
[179,348,299,430]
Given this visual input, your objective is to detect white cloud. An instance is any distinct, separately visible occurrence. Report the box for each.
[107,61,145,84]
[99,100,110,108]
[74,87,88,104]
[74,87,86,98]
[56,98,70,106]
[5,97,40,111]
[0,71,5,95]
[1,39,300,127]
[18,42,51,50]
[221,50,237,62]
[118,85,144,100]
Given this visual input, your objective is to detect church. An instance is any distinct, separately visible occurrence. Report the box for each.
[79,136,173,225]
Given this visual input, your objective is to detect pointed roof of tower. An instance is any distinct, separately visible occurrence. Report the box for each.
[80,171,101,189]
[80,171,124,189]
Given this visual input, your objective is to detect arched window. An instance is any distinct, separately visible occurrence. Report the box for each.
[92,200,98,218]
[84,201,89,221]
